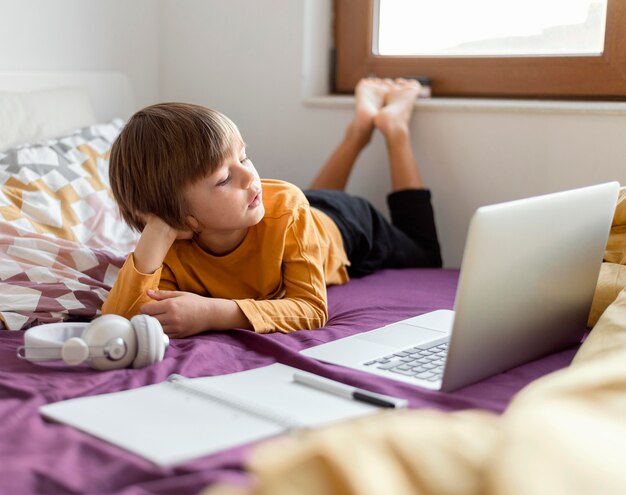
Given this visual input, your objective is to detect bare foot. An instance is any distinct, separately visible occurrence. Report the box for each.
[374,78,421,139]
[349,78,390,145]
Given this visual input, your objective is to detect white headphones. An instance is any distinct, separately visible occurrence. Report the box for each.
[17,314,169,371]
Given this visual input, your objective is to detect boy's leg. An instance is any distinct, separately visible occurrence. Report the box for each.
[375,79,441,267]
[374,79,424,191]
[308,77,441,272]
[308,78,390,190]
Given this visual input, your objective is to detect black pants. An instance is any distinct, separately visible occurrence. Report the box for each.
[304,188,442,278]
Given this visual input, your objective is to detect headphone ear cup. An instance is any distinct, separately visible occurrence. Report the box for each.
[130,315,167,369]
[82,315,137,371]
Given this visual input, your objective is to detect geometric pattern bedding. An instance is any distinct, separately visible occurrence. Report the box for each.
[0,233,126,330]
[0,119,138,330]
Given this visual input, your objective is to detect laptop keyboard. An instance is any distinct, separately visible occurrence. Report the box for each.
[363,341,449,382]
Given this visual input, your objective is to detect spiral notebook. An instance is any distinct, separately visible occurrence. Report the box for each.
[39,363,385,466]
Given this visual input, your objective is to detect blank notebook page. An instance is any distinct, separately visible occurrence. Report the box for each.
[39,363,378,466]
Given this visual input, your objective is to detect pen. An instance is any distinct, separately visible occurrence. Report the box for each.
[293,372,407,409]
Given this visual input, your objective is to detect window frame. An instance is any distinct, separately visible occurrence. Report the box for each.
[334,0,626,100]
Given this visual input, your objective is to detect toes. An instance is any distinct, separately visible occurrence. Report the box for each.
[394,77,417,87]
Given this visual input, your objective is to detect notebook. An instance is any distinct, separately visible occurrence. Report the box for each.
[301,182,620,392]
[39,363,392,466]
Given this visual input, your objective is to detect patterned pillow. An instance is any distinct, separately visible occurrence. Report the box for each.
[0,120,139,330]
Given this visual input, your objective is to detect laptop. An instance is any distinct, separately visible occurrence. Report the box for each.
[301,182,619,392]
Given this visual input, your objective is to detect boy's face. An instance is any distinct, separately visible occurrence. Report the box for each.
[183,142,265,243]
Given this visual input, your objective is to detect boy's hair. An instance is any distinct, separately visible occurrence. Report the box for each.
[109,102,243,232]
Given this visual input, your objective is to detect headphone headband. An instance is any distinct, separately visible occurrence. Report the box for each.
[17,315,168,370]
[19,323,88,361]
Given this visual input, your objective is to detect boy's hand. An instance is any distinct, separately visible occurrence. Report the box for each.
[142,214,193,241]
[140,290,211,338]
[133,215,193,275]
[140,289,252,338]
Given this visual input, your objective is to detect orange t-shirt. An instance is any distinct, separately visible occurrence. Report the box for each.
[102,179,350,333]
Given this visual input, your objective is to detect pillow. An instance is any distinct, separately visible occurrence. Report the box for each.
[0,119,135,250]
[588,187,626,327]
[0,87,96,151]
[0,120,139,330]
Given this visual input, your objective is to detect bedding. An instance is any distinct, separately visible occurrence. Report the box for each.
[0,267,579,495]
[0,119,581,494]
[588,187,626,326]
[0,119,138,330]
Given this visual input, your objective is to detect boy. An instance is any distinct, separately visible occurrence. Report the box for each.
[102,78,441,338]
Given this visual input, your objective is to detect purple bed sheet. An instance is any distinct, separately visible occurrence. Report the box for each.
[0,268,578,495]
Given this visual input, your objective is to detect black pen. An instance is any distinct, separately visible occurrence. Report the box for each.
[293,372,407,409]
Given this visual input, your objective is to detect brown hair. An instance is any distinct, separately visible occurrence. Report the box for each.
[109,102,243,231]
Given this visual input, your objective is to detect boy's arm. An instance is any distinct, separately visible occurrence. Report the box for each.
[107,206,328,335]
[102,216,188,318]
[139,290,253,338]
[140,206,328,335]
[132,216,180,274]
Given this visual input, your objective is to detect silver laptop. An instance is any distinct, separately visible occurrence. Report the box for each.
[301,182,619,392]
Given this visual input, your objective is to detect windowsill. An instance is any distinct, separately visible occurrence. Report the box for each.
[300,0,626,116]
[303,95,626,116]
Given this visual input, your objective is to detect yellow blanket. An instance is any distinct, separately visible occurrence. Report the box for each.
[588,186,626,326]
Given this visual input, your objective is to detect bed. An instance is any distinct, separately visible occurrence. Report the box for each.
[0,72,579,495]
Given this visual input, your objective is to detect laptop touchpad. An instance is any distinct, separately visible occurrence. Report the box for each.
[356,323,446,348]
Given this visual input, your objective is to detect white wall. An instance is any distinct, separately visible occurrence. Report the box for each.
[159,0,321,183]
[2,0,626,266]
[415,107,626,265]
[0,0,160,108]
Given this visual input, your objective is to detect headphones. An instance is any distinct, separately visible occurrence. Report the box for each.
[17,314,169,371]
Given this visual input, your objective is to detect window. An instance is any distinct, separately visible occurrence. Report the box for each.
[334,0,626,99]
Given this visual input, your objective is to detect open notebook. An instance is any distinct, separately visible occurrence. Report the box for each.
[39,364,389,466]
